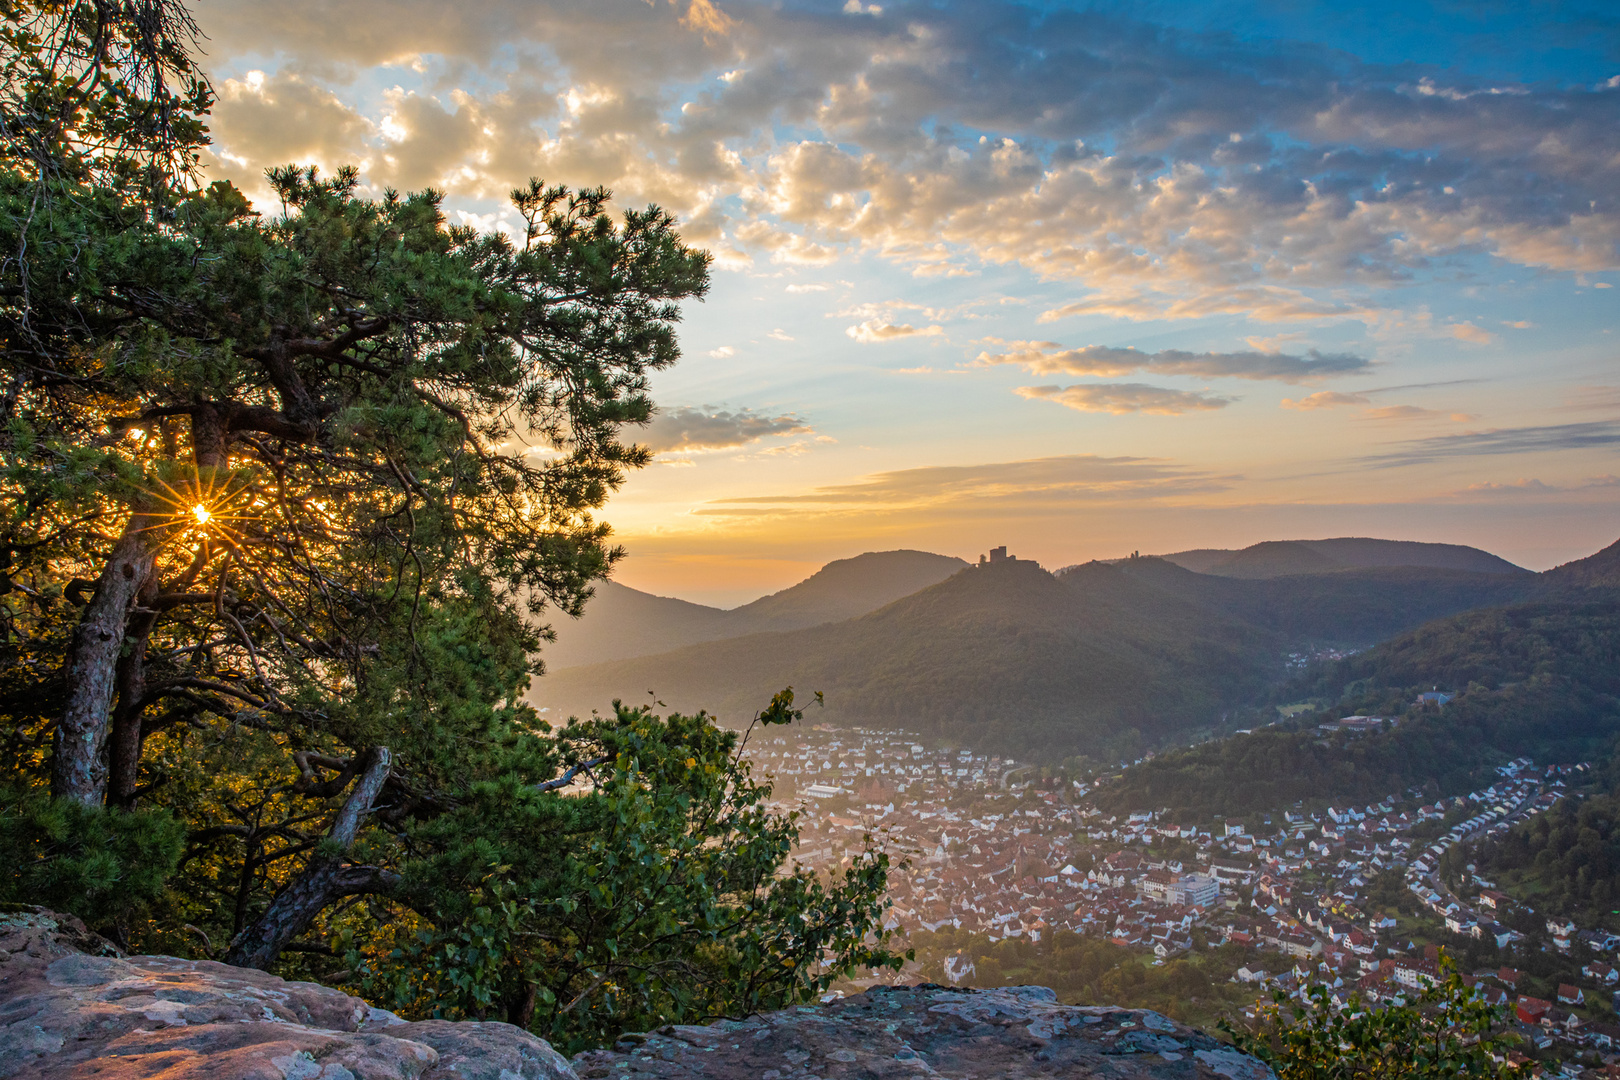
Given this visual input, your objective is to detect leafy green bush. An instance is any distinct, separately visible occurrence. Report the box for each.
[343,692,903,1054]
[1222,956,1523,1079]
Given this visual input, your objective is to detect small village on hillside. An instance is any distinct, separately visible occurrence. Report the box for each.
[747,725,1620,1068]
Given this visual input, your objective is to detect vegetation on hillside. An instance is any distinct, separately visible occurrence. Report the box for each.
[1103,557,1536,646]
[1189,536,1527,579]
[538,559,1283,760]
[905,927,1265,1029]
[1098,597,1620,818]
[1471,788,1620,933]
[540,550,1544,760]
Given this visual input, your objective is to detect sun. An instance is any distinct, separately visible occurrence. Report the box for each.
[132,466,258,552]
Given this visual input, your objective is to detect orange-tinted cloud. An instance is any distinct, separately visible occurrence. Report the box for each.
[1016,383,1234,415]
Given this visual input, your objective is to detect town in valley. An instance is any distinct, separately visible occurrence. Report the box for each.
[744,720,1620,1061]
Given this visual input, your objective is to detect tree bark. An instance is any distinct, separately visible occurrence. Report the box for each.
[52,515,160,806]
[107,578,159,810]
[224,747,397,970]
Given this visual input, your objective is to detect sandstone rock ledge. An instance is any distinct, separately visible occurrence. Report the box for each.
[0,909,1273,1080]
[575,986,1274,1080]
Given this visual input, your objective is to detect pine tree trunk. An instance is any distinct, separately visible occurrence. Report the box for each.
[107,587,159,811]
[64,406,220,807]
[224,747,398,970]
[53,515,160,806]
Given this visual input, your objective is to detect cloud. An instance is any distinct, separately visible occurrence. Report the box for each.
[193,0,1620,330]
[703,453,1231,513]
[785,283,831,293]
[678,0,735,39]
[1282,391,1370,409]
[1016,383,1234,415]
[1361,420,1620,467]
[1557,387,1620,413]
[1282,392,1475,421]
[1449,322,1496,345]
[845,320,945,343]
[1460,478,1562,496]
[639,405,811,453]
[707,346,737,358]
[1245,332,1309,353]
[894,366,936,374]
[1357,405,1477,423]
[1358,380,1487,395]
[1455,475,1620,497]
[1037,288,1376,326]
[734,222,842,265]
[756,441,810,456]
[766,328,794,341]
[978,342,1371,384]
[208,71,373,195]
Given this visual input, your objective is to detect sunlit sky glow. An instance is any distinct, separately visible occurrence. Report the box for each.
[196,0,1620,605]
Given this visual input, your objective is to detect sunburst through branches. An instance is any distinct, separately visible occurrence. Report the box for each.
[137,466,259,552]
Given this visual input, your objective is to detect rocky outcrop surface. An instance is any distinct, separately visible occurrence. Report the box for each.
[576,985,1274,1080]
[0,909,574,1080]
[1,908,1273,1079]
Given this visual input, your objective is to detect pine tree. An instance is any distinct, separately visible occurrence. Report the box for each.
[0,1,901,1047]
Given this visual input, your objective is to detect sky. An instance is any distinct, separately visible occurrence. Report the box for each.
[193,0,1620,605]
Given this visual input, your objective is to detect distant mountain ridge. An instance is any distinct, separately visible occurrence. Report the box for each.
[723,549,970,632]
[540,550,967,669]
[1086,556,1535,644]
[532,558,1279,758]
[1153,537,1527,579]
[531,534,1615,758]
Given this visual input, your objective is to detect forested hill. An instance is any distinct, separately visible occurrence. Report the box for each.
[533,558,1280,759]
[724,549,970,632]
[1155,537,1528,579]
[534,535,1611,760]
[550,540,1534,672]
[1542,536,1620,590]
[1089,557,1534,645]
[541,550,967,668]
[1471,787,1620,931]
[1095,593,1620,820]
[531,552,1545,759]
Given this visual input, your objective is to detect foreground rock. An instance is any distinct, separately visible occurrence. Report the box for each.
[0,909,574,1080]
[0,909,1271,1079]
[576,985,1273,1080]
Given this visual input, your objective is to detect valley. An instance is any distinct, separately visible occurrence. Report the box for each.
[571,532,1620,1067]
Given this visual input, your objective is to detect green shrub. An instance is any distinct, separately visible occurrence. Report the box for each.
[0,786,184,929]
[1222,954,1523,1079]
